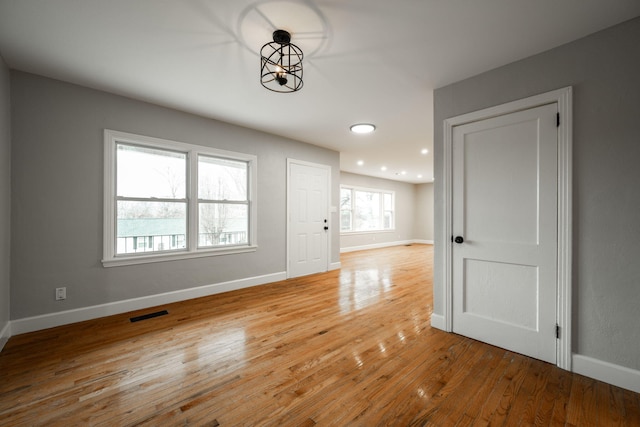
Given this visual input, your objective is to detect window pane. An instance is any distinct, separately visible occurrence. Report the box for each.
[117,144,186,199]
[199,156,247,201]
[116,201,186,254]
[340,210,352,231]
[340,188,351,207]
[384,211,394,229]
[340,188,352,231]
[199,203,248,247]
[383,193,394,229]
[383,193,393,210]
[354,190,380,231]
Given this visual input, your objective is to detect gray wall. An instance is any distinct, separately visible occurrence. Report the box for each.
[414,183,434,242]
[339,171,421,250]
[434,17,640,371]
[0,55,10,338]
[10,71,340,320]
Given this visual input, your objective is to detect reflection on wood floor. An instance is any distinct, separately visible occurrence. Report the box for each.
[1,244,638,426]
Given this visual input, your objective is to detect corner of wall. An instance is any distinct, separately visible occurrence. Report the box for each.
[0,321,10,352]
[0,51,12,352]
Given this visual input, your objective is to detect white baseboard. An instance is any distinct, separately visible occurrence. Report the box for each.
[329,261,341,271]
[341,240,416,253]
[572,354,640,393]
[10,271,287,336]
[414,239,434,245]
[430,313,445,331]
[0,321,10,352]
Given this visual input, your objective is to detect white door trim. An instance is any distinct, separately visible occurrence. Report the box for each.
[286,158,332,278]
[441,87,572,370]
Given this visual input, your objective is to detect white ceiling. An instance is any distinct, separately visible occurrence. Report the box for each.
[1,1,639,183]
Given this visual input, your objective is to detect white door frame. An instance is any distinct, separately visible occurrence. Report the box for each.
[441,87,573,370]
[286,158,332,278]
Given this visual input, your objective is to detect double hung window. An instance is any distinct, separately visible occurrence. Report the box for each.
[340,186,395,233]
[103,130,257,266]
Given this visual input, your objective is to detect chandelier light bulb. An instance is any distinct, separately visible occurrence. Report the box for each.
[260,30,303,93]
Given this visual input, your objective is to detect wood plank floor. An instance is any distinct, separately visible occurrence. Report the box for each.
[1,245,638,426]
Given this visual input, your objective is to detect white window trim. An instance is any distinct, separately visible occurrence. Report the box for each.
[340,184,395,234]
[102,129,258,267]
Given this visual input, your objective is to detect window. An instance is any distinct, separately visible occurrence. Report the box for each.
[340,185,394,233]
[198,156,249,248]
[340,188,352,231]
[103,130,257,267]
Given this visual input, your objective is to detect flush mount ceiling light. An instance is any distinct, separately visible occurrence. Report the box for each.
[260,30,303,93]
[350,123,376,134]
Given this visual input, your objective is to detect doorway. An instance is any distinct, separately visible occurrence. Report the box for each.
[287,159,331,278]
[441,87,572,369]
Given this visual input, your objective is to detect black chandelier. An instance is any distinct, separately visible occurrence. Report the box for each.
[260,30,303,93]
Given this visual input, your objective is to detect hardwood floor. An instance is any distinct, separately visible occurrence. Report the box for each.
[1,245,638,426]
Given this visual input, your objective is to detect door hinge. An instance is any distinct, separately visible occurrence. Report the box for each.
[556,324,560,339]
[556,113,560,127]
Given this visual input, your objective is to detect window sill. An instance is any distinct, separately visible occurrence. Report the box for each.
[102,245,258,267]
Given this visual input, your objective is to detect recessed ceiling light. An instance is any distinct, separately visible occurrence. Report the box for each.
[350,123,376,134]
[421,148,429,155]
[381,166,387,171]
[357,160,364,166]
[401,171,407,175]
[418,174,423,178]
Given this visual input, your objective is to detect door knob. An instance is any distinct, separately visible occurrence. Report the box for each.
[454,236,464,244]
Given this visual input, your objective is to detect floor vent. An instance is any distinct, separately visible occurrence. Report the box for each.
[130,310,169,323]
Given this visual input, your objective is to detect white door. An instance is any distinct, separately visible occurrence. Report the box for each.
[288,161,329,278]
[452,103,558,363]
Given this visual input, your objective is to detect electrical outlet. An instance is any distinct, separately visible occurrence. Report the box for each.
[55,287,66,301]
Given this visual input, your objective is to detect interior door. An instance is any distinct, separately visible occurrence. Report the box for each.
[288,161,329,278]
[452,103,558,363]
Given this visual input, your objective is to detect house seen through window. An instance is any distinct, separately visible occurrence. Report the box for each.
[103,130,257,266]
[116,144,188,254]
